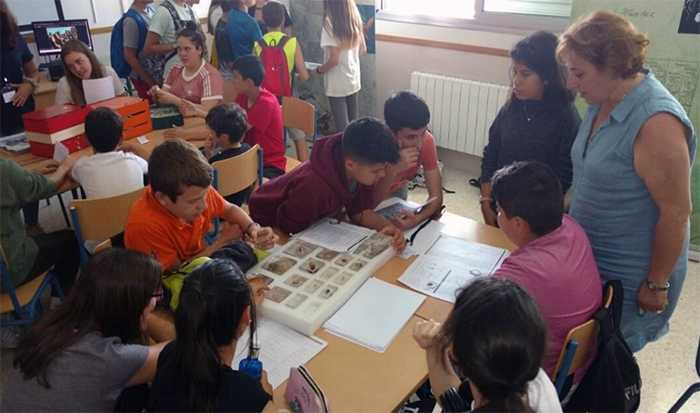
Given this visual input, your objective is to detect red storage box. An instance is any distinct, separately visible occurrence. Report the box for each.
[22,105,92,135]
[28,134,89,158]
[91,96,153,140]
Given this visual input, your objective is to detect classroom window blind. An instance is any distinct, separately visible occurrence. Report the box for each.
[482,0,573,18]
[382,0,476,19]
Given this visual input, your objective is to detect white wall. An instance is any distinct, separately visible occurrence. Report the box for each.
[375,20,523,116]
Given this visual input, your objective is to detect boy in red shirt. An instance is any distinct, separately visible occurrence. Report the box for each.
[125,139,278,273]
[249,117,406,251]
[373,91,443,230]
[232,54,286,179]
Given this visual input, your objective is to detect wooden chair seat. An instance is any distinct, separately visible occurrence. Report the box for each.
[0,271,49,314]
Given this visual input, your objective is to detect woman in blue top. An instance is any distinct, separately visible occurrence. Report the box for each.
[558,10,697,352]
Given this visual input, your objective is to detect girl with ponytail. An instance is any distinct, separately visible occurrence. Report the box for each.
[149,259,276,412]
[413,277,561,412]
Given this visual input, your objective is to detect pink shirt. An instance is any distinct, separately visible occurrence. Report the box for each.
[390,131,439,192]
[493,214,602,382]
[163,60,223,104]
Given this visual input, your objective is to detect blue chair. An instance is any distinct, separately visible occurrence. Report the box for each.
[551,284,614,396]
[209,144,264,242]
[69,188,143,267]
[0,245,64,327]
[669,332,700,412]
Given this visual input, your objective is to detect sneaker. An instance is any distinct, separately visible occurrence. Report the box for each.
[1,326,21,349]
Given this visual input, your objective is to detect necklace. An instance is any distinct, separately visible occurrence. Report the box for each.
[523,102,541,122]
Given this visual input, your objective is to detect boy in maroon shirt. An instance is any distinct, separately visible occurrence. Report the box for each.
[232,55,286,179]
[249,117,406,251]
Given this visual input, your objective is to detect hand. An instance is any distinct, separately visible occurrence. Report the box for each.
[248,276,270,307]
[179,99,198,117]
[147,85,162,103]
[219,223,243,243]
[58,154,76,171]
[396,147,420,173]
[260,369,273,396]
[637,281,668,314]
[163,125,185,139]
[37,160,59,174]
[248,226,278,250]
[10,83,32,107]
[413,319,442,350]
[117,140,139,153]
[204,135,215,158]
[380,224,406,252]
[481,202,497,227]
[392,209,420,230]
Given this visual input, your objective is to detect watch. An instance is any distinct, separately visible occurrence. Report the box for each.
[645,279,670,291]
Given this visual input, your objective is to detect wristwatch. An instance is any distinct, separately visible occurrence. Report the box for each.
[645,278,670,291]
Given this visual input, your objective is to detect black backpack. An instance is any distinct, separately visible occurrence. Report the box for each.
[564,280,642,412]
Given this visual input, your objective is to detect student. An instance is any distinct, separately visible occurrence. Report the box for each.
[226,0,263,59]
[479,31,580,227]
[232,55,286,179]
[249,117,406,251]
[253,0,310,162]
[212,0,235,80]
[0,158,79,318]
[149,27,224,120]
[204,103,253,206]
[124,139,278,273]
[490,161,602,383]
[145,0,207,84]
[71,107,149,199]
[55,40,125,105]
[149,259,275,412]
[311,0,365,133]
[207,0,224,34]
[249,0,293,36]
[413,277,561,413]
[373,91,443,230]
[122,0,156,100]
[1,249,167,412]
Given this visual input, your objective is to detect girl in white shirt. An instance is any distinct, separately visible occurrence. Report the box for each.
[55,40,125,105]
[312,0,365,133]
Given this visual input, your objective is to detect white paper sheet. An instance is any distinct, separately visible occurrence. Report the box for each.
[233,317,327,389]
[0,132,29,153]
[53,141,69,163]
[323,278,425,353]
[399,235,509,303]
[374,197,436,221]
[82,77,116,104]
[399,220,446,259]
[295,218,375,252]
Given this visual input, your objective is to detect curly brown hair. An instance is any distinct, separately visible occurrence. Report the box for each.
[557,10,649,80]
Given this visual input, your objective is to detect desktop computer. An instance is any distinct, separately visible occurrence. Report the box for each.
[32,19,93,81]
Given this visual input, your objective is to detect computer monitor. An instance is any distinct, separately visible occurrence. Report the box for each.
[32,19,93,56]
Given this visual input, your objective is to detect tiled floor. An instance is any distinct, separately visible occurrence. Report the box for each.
[1,147,698,412]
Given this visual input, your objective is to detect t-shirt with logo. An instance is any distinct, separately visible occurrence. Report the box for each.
[163,60,224,104]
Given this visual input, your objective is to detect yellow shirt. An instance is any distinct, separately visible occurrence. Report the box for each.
[253,31,297,78]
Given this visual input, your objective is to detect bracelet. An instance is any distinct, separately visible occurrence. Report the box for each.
[23,76,39,94]
[645,278,670,291]
[245,222,260,236]
[478,196,492,204]
[315,66,323,76]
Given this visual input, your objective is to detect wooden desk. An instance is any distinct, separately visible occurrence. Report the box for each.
[374,212,516,324]
[35,80,58,110]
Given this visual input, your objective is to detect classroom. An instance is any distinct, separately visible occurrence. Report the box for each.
[0,0,698,411]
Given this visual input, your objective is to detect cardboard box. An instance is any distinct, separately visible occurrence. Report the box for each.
[90,96,152,140]
[25,124,85,145]
[22,105,92,135]
[150,104,184,130]
[28,134,89,158]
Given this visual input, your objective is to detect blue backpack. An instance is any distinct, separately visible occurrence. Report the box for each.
[110,6,154,79]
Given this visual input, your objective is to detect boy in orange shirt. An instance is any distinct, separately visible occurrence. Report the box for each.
[125,139,277,273]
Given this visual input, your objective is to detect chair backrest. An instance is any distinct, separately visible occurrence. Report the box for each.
[69,188,144,241]
[282,96,316,137]
[211,144,263,197]
[0,243,21,311]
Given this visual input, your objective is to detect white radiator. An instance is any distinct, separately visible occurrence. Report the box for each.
[409,72,510,157]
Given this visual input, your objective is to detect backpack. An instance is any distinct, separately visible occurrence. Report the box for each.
[146,1,206,86]
[257,36,292,100]
[110,6,154,79]
[564,280,642,412]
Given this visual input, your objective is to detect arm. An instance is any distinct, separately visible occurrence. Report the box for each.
[392,169,443,230]
[553,106,580,193]
[351,209,405,251]
[294,44,310,82]
[124,48,156,86]
[11,60,40,108]
[179,99,218,119]
[316,46,340,75]
[125,341,169,386]
[413,320,461,406]
[118,139,151,162]
[480,113,503,226]
[633,113,693,312]
[144,32,174,56]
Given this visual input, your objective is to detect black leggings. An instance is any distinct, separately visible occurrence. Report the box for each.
[22,230,80,295]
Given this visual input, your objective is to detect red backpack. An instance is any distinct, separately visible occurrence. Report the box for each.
[257,36,292,101]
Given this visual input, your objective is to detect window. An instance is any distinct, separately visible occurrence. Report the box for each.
[377,0,571,33]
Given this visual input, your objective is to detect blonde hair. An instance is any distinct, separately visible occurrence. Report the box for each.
[557,10,649,79]
[323,0,363,49]
[60,40,106,105]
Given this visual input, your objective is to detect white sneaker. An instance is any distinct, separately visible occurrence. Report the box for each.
[1,326,21,349]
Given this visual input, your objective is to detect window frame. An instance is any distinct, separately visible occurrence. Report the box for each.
[16,0,66,33]
[376,0,570,35]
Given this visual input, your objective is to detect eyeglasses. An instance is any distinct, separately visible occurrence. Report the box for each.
[152,288,164,303]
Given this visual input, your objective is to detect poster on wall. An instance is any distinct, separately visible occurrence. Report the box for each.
[570,0,700,254]
[357,4,376,54]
